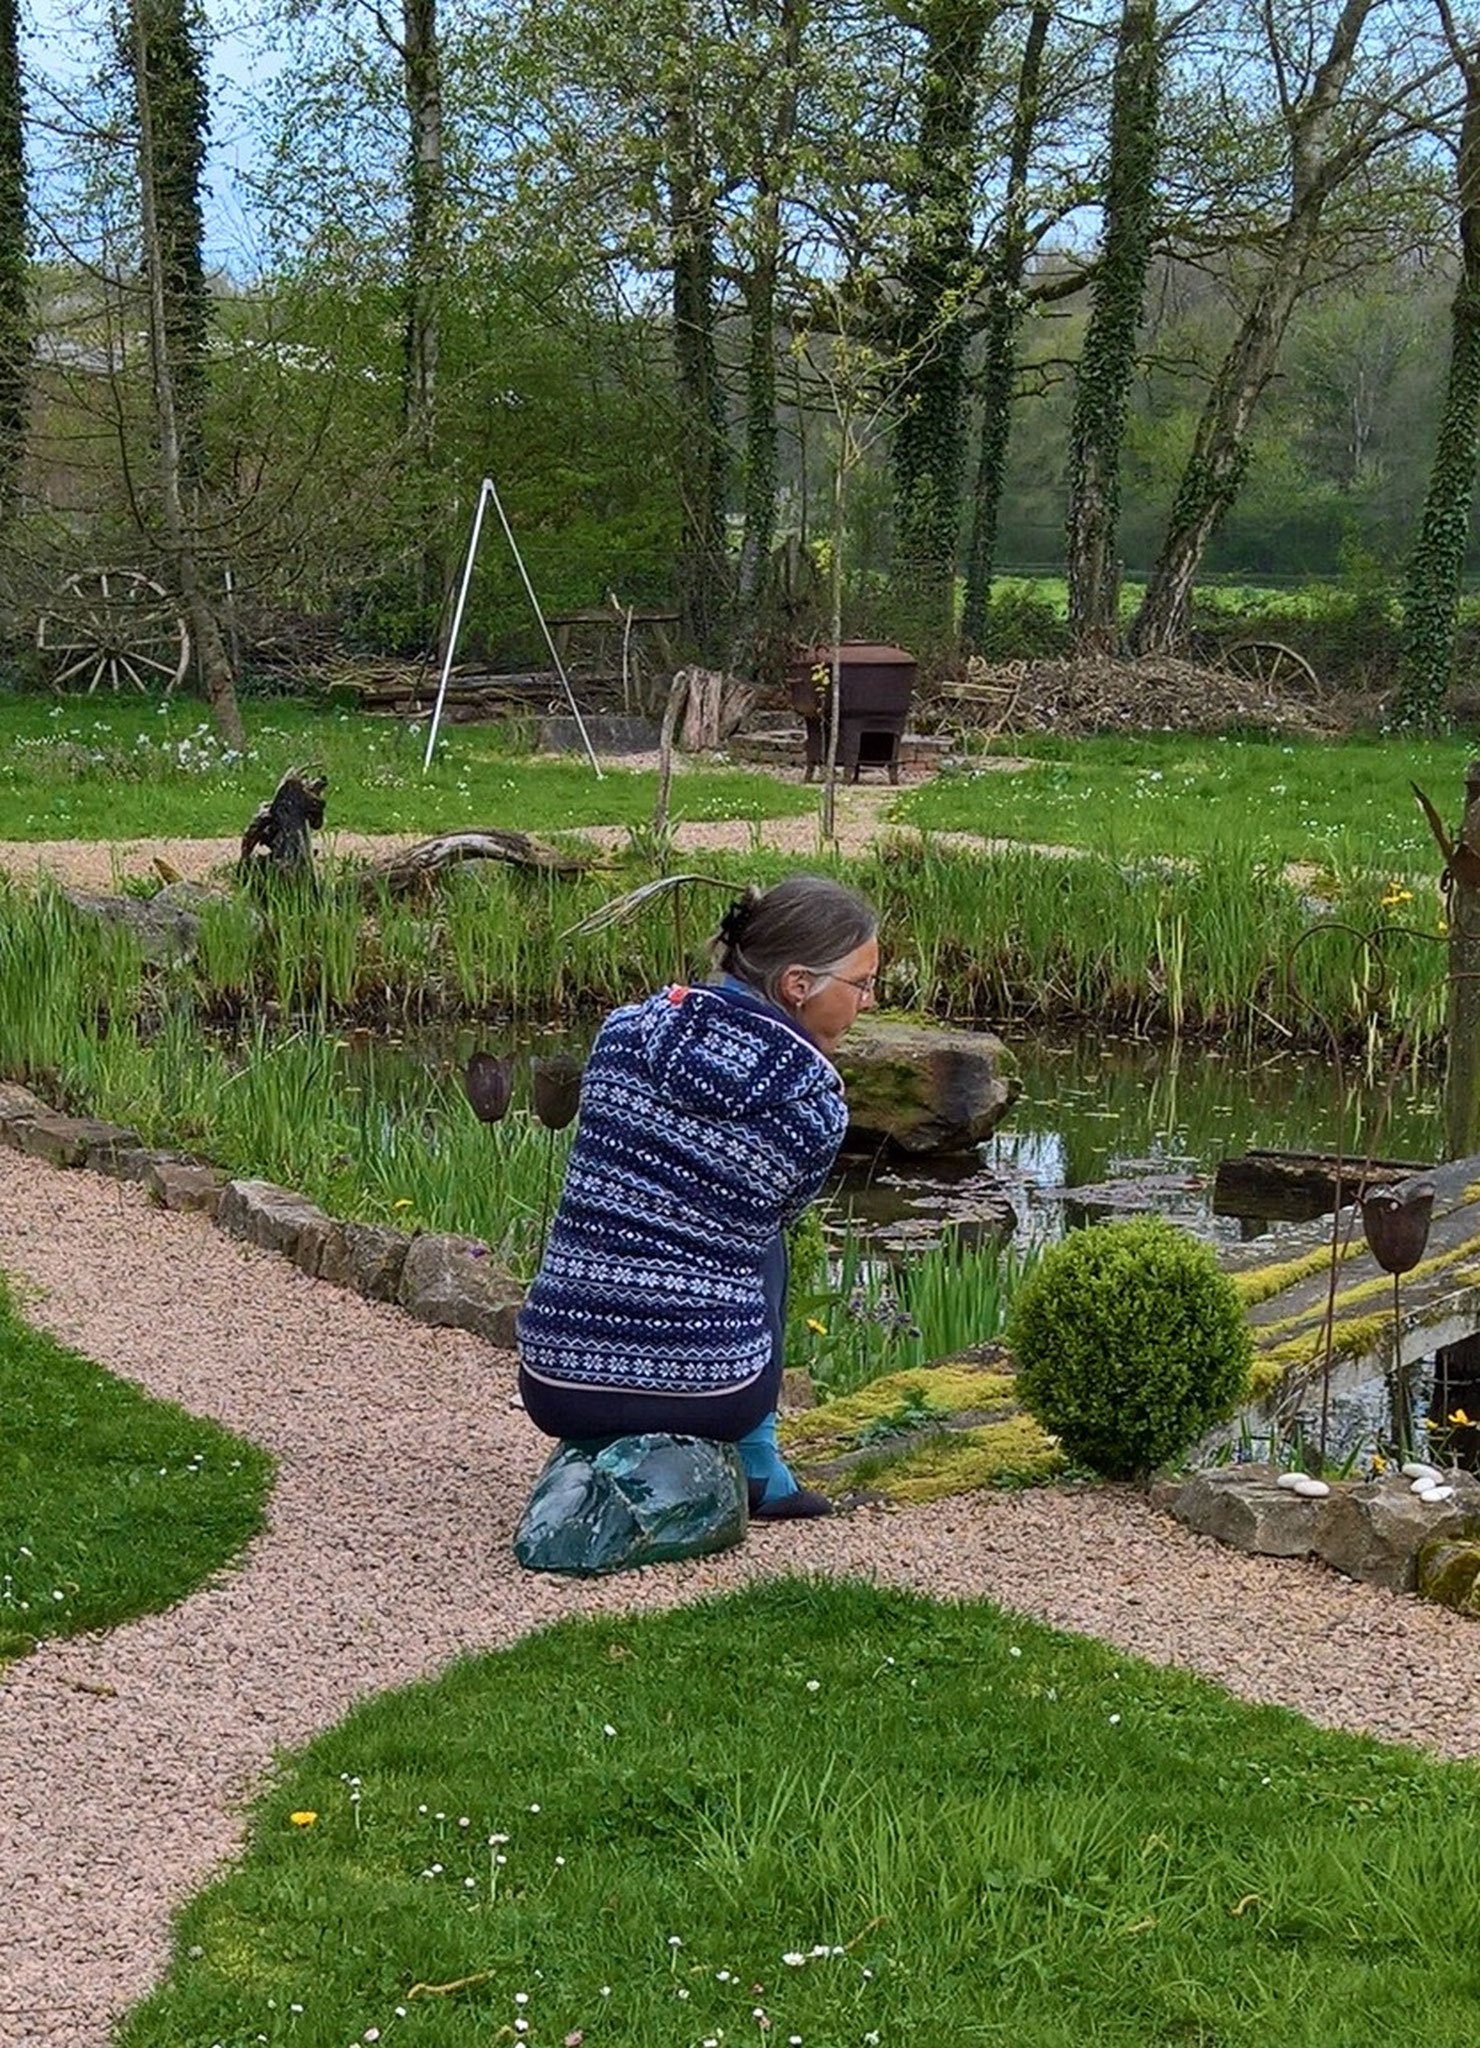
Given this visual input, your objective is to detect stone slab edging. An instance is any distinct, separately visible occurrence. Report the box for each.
[1153,1464,1480,1614]
[0,1082,523,1348]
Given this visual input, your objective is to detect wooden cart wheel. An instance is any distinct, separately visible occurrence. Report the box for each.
[36,568,191,696]
[1219,637,1323,699]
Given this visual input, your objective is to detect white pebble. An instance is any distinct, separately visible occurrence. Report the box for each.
[1411,1477,1441,1494]
[1402,1462,1443,1482]
[1275,1472,1306,1490]
[1418,1484,1455,1503]
[1292,1477,1329,1498]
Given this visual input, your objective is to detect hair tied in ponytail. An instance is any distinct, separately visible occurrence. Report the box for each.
[717,891,759,948]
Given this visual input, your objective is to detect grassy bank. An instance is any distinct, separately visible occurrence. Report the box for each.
[0,1274,274,1659]
[118,1578,1480,2048]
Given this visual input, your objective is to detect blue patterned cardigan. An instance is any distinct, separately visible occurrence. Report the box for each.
[516,981,848,1401]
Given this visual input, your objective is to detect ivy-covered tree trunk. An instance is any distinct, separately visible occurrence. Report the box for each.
[1395,34,1480,731]
[962,0,1052,647]
[890,0,995,655]
[1129,0,1376,655]
[0,0,26,521]
[668,81,731,659]
[731,0,802,676]
[1064,0,1158,656]
[130,0,242,746]
[401,0,446,645]
[132,0,210,489]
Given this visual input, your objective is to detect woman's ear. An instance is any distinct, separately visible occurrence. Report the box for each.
[779,964,811,1010]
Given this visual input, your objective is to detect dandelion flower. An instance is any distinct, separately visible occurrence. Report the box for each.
[806,1317,827,1335]
[288,1811,318,1827]
[1451,1408,1472,1426]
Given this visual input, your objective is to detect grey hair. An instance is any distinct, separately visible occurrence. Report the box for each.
[711,873,877,1006]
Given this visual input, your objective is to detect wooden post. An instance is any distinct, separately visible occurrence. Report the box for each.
[1444,758,1480,1159]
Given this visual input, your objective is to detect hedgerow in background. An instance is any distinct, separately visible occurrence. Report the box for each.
[1007,1217,1252,1479]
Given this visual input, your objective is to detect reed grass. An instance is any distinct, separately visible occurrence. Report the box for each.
[789,1220,1037,1395]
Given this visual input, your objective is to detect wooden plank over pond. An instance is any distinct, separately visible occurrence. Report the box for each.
[1222,1153,1480,1410]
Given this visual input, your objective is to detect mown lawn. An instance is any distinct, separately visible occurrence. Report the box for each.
[119,1577,1480,2048]
[0,1273,273,1659]
[0,691,815,840]
[898,731,1477,876]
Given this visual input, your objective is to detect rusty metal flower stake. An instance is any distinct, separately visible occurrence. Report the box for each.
[531,1055,583,1265]
[1360,1177,1435,1462]
[463,1051,514,1125]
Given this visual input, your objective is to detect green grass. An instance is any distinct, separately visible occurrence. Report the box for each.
[118,1578,1480,2048]
[0,691,815,840]
[898,732,1477,876]
[0,1272,274,1659]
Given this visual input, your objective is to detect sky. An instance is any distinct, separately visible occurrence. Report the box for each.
[22,0,287,272]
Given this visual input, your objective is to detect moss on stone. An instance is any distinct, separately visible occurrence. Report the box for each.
[1416,1537,1480,1615]
[1253,1313,1392,1391]
[1233,1240,1364,1307]
[846,1418,1066,1503]
[780,1364,1017,1456]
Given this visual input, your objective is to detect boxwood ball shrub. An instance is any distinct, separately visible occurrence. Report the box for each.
[1006,1217,1253,1480]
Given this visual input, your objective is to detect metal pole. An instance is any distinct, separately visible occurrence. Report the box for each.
[423,479,494,773]
[422,479,604,782]
[485,477,603,782]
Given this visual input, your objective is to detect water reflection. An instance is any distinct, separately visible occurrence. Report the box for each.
[836,1035,1439,1255]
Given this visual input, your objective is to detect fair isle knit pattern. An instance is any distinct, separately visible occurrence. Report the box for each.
[516,984,847,1398]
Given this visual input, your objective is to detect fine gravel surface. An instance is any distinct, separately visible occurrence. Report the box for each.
[6,1162,1480,2042]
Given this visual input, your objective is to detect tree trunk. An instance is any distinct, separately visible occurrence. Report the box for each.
[1129,0,1378,655]
[0,0,25,520]
[1064,0,1159,656]
[890,0,995,655]
[668,60,731,660]
[962,0,1052,646]
[132,0,210,490]
[1129,258,1315,653]
[732,0,802,671]
[1396,32,1480,731]
[402,0,446,646]
[130,0,242,747]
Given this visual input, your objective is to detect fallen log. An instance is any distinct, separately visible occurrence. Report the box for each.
[357,830,599,897]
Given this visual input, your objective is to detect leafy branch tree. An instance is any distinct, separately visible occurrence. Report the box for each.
[888,0,995,652]
[1130,0,1449,654]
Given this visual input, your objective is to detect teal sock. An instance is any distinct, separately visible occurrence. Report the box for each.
[736,1411,798,1502]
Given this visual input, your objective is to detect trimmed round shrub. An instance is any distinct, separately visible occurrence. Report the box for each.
[1006,1218,1252,1480]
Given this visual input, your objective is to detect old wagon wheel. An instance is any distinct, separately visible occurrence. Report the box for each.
[36,568,191,697]
[1218,637,1324,700]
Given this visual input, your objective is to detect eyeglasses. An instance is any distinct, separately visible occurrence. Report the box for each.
[811,970,877,999]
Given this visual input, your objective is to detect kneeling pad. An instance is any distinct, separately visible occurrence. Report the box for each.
[513,1432,748,1575]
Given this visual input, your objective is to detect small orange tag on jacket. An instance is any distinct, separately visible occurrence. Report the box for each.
[668,985,689,1003]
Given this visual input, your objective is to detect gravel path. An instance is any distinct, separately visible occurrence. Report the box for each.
[5,1151,1480,2044]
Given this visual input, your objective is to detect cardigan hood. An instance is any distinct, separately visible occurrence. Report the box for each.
[628,983,840,1121]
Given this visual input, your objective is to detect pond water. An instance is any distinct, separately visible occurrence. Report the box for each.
[835,1031,1441,1256]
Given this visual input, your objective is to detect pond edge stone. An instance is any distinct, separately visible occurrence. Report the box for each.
[0,1090,521,1350]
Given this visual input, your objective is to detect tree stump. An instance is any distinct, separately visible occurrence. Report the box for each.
[239,768,327,882]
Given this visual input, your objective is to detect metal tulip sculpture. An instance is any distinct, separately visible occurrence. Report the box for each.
[1360,1177,1436,1462]
[463,1051,514,1125]
[531,1055,583,1265]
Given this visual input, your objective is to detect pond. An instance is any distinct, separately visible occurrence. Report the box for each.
[834,1031,1440,1256]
